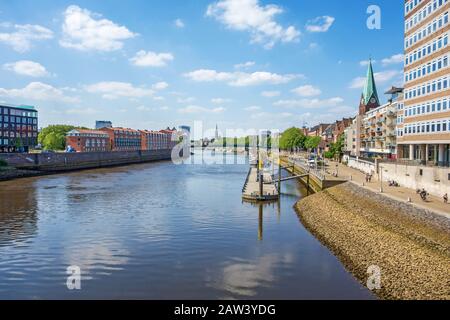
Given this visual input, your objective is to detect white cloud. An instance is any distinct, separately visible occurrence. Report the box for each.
[306,16,335,32]
[291,85,321,97]
[0,82,78,103]
[130,50,174,67]
[244,105,261,111]
[178,105,226,114]
[184,69,300,87]
[0,24,53,53]
[359,59,376,66]
[211,98,231,104]
[3,60,49,77]
[234,61,255,69]
[349,70,402,89]
[206,0,300,49]
[274,97,344,108]
[382,54,404,66]
[261,90,280,97]
[177,97,196,103]
[66,107,98,115]
[329,105,356,115]
[174,19,185,28]
[60,5,136,51]
[183,69,234,82]
[251,111,293,119]
[85,81,154,99]
[152,81,169,90]
[136,105,153,112]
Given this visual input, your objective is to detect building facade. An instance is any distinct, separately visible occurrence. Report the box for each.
[360,88,403,159]
[95,120,112,130]
[100,127,142,151]
[66,129,110,152]
[398,0,450,165]
[0,104,38,153]
[140,130,174,151]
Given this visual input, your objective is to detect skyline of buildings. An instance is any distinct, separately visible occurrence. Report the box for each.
[0,1,448,162]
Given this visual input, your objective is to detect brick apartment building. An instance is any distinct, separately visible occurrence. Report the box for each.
[66,129,110,152]
[100,127,142,151]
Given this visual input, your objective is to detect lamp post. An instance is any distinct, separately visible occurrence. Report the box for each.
[379,165,383,193]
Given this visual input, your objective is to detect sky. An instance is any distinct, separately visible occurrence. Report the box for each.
[0,0,405,138]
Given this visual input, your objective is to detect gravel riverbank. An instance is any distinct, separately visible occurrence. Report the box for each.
[295,182,450,300]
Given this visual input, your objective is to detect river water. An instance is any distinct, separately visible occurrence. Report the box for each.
[0,152,373,299]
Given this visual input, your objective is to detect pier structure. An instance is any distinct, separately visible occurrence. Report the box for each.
[242,166,279,202]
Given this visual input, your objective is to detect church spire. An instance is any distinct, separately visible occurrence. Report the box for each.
[362,58,380,105]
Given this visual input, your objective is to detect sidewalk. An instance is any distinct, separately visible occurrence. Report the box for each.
[328,160,450,218]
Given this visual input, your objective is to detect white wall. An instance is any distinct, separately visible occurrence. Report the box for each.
[344,155,376,175]
[380,163,450,197]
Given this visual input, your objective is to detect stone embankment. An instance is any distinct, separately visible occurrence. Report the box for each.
[295,182,450,300]
[0,149,173,182]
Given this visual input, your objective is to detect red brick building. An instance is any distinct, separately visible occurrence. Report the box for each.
[99,127,142,151]
[66,129,110,152]
[140,130,167,150]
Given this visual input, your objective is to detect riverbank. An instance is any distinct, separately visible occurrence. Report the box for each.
[295,182,450,300]
[0,167,47,181]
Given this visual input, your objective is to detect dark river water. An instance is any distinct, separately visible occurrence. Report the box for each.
[0,153,373,299]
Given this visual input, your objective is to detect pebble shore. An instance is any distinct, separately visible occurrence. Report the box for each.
[295,182,450,300]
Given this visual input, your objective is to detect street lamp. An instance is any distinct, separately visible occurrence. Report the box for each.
[379,165,383,193]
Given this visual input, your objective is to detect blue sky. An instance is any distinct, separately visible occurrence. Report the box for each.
[0,0,405,138]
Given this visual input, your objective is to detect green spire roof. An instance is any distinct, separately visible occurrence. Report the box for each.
[362,59,379,105]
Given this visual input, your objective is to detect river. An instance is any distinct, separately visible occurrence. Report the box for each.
[0,152,373,299]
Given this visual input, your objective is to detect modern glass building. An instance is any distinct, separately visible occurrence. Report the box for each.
[0,104,38,153]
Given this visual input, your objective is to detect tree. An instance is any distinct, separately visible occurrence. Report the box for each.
[279,127,305,151]
[327,134,345,161]
[38,125,88,150]
[304,136,321,152]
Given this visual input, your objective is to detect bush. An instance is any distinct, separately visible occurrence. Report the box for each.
[324,151,334,159]
[0,159,8,167]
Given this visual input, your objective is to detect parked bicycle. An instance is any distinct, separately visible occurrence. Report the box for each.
[388,180,399,187]
[416,188,429,201]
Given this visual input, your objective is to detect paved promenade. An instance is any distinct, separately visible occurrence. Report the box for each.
[327,160,450,218]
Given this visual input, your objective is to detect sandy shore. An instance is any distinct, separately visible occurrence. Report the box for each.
[295,182,450,300]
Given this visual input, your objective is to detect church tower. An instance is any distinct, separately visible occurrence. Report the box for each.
[358,59,380,115]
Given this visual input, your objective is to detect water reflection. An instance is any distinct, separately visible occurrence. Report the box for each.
[0,154,373,299]
[0,184,38,246]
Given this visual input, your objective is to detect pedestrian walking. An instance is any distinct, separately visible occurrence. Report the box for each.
[444,193,448,204]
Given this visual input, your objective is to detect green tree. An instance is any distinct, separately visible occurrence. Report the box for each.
[304,136,321,152]
[327,134,345,160]
[38,125,88,150]
[279,127,305,150]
